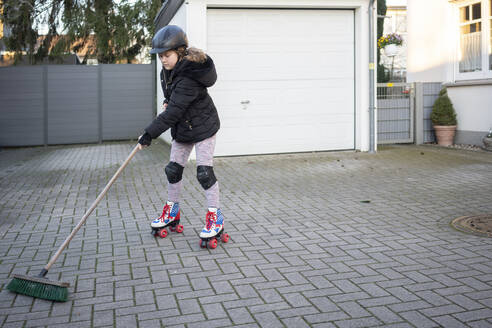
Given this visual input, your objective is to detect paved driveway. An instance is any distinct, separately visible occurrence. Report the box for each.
[0,141,491,328]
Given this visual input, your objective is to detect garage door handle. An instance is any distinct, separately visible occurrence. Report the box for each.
[240,100,250,104]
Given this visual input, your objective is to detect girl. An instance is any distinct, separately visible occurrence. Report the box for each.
[138,25,227,248]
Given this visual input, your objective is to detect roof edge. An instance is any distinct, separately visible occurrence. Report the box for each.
[154,0,185,31]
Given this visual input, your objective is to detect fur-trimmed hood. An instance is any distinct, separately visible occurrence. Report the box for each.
[172,47,217,87]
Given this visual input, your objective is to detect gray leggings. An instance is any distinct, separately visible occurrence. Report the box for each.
[168,134,219,208]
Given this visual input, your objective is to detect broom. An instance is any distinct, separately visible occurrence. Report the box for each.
[7,144,141,301]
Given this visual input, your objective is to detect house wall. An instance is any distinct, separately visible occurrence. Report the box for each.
[406,0,455,83]
[157,0,375,152]
[447,85,492,145]
[407,0,491,146]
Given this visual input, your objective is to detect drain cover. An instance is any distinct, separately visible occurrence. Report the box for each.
[451,215,492,237]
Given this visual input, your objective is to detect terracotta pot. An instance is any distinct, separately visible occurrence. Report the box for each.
[434,125,456,146]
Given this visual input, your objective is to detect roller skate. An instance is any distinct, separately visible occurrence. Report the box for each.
[151,202,183,238]
[199,208,229,249]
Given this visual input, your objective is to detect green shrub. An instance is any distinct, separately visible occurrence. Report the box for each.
[430,88,457,126]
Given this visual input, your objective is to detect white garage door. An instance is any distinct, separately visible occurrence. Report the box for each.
[207,9,355,156]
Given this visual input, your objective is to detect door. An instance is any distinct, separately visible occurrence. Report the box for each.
[207,8,355,156]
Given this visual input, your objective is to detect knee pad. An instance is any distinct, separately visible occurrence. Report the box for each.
[165,161,184,184]
[196,165,217,190]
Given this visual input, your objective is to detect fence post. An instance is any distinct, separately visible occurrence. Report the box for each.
[98,64,103,143]
[414,82,424,144]
[43,65,48,147]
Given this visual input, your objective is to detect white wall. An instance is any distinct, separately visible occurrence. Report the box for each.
[407,0,491,140]
[387,0,406,6]
[406,0,455,83]
[447,86,492,133]
[187,0,374,152]
[156,0,374,152]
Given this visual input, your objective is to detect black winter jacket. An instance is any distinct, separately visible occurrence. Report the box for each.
[144,49,220,143]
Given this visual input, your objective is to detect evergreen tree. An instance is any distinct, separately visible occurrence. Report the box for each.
[377,0,389,82]
[1,0,162,64]
[2,0,43,64]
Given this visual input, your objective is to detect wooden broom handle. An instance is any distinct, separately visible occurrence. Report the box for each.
[44,144,141,271]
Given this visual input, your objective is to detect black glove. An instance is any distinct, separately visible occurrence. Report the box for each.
[138,132,152,146]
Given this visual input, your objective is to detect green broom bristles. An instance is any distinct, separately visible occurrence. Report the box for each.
[7,274,69,302]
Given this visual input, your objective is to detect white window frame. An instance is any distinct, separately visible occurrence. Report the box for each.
[455,0,492,80]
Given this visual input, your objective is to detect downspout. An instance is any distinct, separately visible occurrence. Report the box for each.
[369,0,376,153]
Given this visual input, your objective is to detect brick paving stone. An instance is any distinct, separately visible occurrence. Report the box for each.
[0,142,491,327]
[415,290,451,306]
[283,292,311,307]
[386,286,421,302]
[400,310,440,327]
[227,307,255,325]
[187,318,233,328]
[367,306,403,324]
[281,316,311,328]
[376,323,414,328]
[432,315,470,328]
[253,312,283,328]
[116,314,137,328]
[453,308,492,322]
[446,294,484,310]
[335,317,382,328]
[468,319,492,328]
[177,298,202,315]
[338,301,371,318]
[420,304,466,317]
[275,306,319,318]
[202,302,228,319]
[139,319,162,328]
[248,301,290,314]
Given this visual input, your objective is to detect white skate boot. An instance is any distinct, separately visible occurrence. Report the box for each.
[150,202,183,238]
[199,208,229,249]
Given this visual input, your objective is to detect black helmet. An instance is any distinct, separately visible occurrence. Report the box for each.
[150,25,188,54]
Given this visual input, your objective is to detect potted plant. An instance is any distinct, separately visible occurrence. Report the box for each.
[483,129,492,151]
[430,87,457,146]
[378,33,403,57]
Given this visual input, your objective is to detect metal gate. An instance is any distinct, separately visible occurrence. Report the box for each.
[377,83,414,144]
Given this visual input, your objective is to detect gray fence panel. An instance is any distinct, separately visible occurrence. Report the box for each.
[0,64,153,147]
[47,66,99,144]
[0,66,44,146]
[101,64,153,140]
[423,82,442,143]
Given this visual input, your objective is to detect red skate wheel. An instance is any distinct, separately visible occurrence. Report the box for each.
[199,240,207,248]
[221,233,229,243]
[208,238,218,249]
[158,228,168,238]
[176,225,184,233]
[169,226,176,232]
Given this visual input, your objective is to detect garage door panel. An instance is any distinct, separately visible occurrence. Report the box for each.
[212,52,354,81]
[212,80,354,115]
[217,125,353,155]
[209,45,353,81]
[207,9,355,156]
